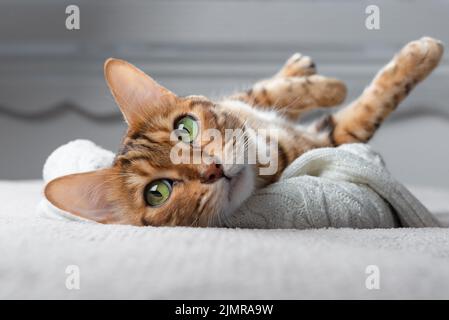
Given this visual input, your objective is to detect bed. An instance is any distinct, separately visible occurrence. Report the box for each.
[0,180,448,299]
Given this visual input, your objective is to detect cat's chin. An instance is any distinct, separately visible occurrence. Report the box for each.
[221,165,255,218]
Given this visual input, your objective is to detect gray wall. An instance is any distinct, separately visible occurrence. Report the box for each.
[0,0,448,188]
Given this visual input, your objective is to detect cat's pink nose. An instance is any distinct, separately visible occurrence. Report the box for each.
[201,163,224,184]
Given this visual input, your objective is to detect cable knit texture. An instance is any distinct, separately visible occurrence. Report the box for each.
[230,143,442,229]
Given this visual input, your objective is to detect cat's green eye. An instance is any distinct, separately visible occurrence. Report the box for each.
[145,179,172,207]
[175,115,198,143]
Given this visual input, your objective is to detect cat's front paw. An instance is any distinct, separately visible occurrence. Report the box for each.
[276,52,316,78]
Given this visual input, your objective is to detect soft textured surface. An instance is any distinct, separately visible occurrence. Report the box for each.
[41,140,440,229]
[0,180,449,299]
[43,139,114,182]
[231,143,441,229]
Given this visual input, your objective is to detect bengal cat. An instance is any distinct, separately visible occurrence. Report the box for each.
[45,37,443,227]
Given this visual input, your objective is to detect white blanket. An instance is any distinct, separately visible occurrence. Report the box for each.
[1,180,449,299]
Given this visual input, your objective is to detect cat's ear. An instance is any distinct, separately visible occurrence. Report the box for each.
[104,58,177,126]
[44,169,119,224]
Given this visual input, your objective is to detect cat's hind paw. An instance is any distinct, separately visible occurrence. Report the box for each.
[390,37,444,83]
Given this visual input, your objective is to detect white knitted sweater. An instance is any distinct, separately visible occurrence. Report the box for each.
[229,143,441,229]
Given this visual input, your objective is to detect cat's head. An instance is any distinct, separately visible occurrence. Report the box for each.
[45,59,255,227]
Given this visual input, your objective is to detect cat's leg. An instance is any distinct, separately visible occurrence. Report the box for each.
[247,76,347,120]
[313,37,444,145]
[229,53,346,120]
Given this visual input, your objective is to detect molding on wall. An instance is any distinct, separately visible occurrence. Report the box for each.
[1,100,448,125]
